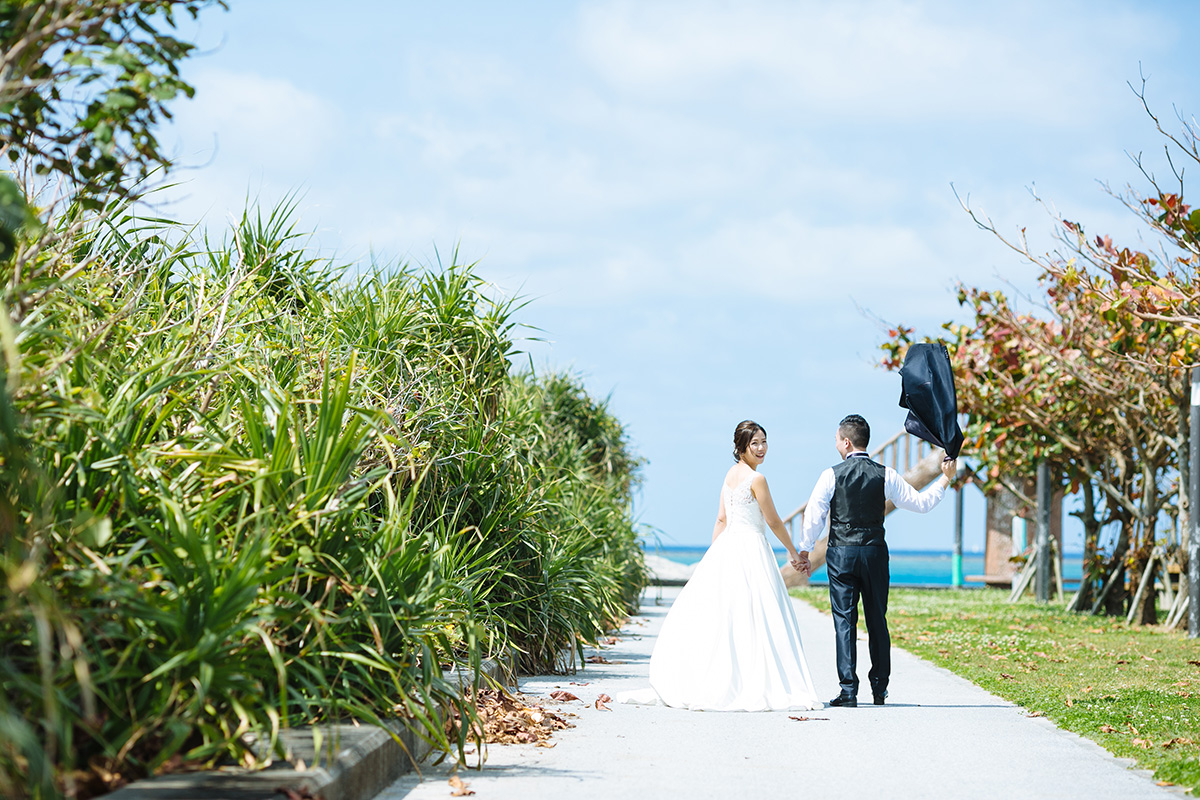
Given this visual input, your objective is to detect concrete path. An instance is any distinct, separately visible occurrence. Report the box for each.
[380,587,1179,800]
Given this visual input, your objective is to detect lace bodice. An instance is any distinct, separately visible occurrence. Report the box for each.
[723,474,767,533]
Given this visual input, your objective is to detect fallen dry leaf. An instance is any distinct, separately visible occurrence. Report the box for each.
[1188,660,1200,667]
[1024,711,1046,718]
[788,716,830,721]
[989,654,1008,661]
[1065,698,1074,707]
[595,693,612,711]
[1131,738,1153,749]
[446,688,575,748]
[449,775,475,796]
[569,681,591,686]
[601,636,619,645]
[1158,781,1177,787]
[1162,738,1195,748]
[1099,724,1118,733]
[549,690,580,702]
[999,673,1015,680]
[585,655,610,664]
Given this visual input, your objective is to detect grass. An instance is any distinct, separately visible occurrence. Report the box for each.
[791,586,1200,793]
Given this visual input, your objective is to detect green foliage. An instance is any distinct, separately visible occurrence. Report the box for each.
[0,1,226,203]
[793,587,1200,793]
[0,201,644,797]
[0,174,39,260]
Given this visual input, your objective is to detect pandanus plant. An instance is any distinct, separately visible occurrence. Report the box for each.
[0,195,645,798]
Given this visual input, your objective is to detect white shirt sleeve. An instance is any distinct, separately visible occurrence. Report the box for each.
[798,468,836,552]
[884,467,950,513]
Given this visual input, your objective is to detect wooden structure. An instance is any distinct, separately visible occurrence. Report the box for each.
[968,482,1062,588]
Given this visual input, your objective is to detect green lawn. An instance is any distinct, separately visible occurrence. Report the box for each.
[791,586,1200,793]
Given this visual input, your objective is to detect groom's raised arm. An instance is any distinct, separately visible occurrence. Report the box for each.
[884,461,954,514]
[797,468,836,552]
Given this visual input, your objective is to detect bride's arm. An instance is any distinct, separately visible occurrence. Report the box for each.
[752,474,801,562]
[712,492,728,543]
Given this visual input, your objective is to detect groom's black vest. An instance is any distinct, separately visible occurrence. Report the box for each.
[828,455,887,547]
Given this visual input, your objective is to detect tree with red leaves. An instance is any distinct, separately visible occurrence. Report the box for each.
[881,86,1200,623]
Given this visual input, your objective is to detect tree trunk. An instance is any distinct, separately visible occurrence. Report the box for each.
[1133,554,1158,625]
[1104,518,1132,616]
[1104,561,1127,616]
[1073,480,1102,610]
[1130,462,1161,625]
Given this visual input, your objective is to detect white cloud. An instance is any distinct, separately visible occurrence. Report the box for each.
[678,211,932,297]
[577,0,1162,124]
[171,68,338,170]
[404,51,519,103]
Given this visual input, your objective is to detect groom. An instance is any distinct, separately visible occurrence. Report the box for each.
[796,414,956,707]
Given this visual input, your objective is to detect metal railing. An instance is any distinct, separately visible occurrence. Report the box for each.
[782,429,937,540]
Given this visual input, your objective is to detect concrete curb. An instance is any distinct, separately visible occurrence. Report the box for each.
[106,654,516,800]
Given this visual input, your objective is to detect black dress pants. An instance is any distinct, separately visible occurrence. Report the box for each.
[825,544,890,698]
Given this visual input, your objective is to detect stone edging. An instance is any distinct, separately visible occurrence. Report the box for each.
[105,654,516,800]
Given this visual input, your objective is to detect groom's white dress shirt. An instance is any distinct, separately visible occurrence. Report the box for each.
[796,452,950,552]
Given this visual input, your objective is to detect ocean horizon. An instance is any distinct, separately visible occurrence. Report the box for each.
[645,544,1084,587]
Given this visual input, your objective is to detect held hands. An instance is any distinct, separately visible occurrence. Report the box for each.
[789,550,811,576]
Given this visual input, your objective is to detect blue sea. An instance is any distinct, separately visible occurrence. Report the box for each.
[648,545,1084,587]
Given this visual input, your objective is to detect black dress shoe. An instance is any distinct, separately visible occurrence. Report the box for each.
[873,694,886,705]
[828,694,857,707]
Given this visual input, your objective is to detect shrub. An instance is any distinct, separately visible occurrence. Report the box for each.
[0,200,643,797]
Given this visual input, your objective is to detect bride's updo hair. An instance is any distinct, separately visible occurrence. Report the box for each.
[733,420,766,462]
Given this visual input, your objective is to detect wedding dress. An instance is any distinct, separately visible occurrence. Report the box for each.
[622,474,822,711]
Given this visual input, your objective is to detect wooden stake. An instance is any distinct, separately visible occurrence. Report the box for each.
[1009,555,1038,603]
[1126,547,1159,625]
[1051,539,1065,602]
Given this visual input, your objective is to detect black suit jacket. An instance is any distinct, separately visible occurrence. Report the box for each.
[898,343,964,459]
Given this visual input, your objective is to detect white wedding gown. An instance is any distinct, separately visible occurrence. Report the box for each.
[622,474,822,711]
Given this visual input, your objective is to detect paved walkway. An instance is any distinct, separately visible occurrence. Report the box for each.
[381,587,1178,799]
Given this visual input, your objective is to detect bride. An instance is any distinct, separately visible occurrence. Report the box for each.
[623,420,822,711]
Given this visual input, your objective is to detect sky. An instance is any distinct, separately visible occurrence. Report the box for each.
[156,0,1200,550]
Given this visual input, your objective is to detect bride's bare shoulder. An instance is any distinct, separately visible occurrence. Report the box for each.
[723,465,758,489]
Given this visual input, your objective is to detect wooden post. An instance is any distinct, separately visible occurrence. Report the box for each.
[1036,462,1051,603]
[1051,539,1064,602]
[953,484,964,588]
[1009,555,1038,602]
[1170,576,1190,629]
[1127,547,1159,625]
[1191,367,1200,637]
